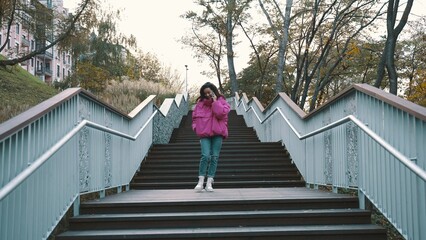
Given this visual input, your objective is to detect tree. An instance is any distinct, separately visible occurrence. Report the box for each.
[0,0,96,66]
[125,51,183,91]
[286,0,385,111]
[181,10,226,92]
[86,8,137,79]
[158,65,184,91]
[238,20,278,101]
[400,17,426,106]
[237,49,277,103]
[76,61,110,93]
[374,0,414,95]
[182,0,252,95]
[258,0,293,94]
[224,0,241,95]
[137,51,162,83]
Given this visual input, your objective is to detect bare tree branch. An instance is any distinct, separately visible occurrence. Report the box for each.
[258,0,280,40]
[0,0,91,66]
[0,0,17,52]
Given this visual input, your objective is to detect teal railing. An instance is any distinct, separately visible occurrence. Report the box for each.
[233,84,426,240]
[0,88,188,240]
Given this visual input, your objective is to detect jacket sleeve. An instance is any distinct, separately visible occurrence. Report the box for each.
[212,97,230,120]
[192,102,199,131]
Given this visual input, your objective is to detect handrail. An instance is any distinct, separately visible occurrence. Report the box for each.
[0,89,155,141]
[235,97,426,182]
[0,110,158,201]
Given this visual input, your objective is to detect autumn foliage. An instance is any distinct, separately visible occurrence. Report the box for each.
[76,62,110,93]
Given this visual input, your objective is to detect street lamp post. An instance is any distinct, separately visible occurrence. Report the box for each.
[185,65,188,93]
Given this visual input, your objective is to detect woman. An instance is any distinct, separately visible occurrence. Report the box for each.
[192,82,230,192]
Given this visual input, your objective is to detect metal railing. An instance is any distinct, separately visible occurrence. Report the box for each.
[21,38,30,47]
[0,88,188,240]
[36,67,53,76]
[234,84,426,240]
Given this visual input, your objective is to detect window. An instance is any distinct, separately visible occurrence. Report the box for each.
[15,42,19,54]
[31,58,34,67]
[57,65,60,77]
[68,70,70,77]
[7,38,11,49]
[31,40,35,50]
[67,55,70,64]
[16,23,20,34]
[63,68,65,78]
[0,34,2,46]
[63,52,66,64]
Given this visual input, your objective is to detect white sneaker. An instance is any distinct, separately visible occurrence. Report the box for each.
[205,177,214,192]
[194,176,205,192]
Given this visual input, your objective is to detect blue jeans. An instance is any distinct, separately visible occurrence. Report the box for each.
[199,136,223,178]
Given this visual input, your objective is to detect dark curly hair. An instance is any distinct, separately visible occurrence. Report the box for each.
[197,82,223,101]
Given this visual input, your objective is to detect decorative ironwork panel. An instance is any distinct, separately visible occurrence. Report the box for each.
[344,94,357,115]
[79,97,91,120]
[78,97,91,192]
[323,110,333,184]
[153,110,168,144]
[346,122,358,186]
[104,111,113,188]
[79,126,90,192]
[324,131,333,184]
[345,95,358,186]
[153,99,189,144]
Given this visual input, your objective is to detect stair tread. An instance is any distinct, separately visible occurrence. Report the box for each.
[154,142,281,146]
[134,173,300,178]
[136,168,297,173]
[132,180,304,184]
[142,162,293,166]
[80,188,357,205]
[71,209,371,221]
[59,224,386,237]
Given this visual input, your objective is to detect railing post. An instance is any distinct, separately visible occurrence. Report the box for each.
[358,189,365,209]
[100,189,105,198]
[73,195,80,217]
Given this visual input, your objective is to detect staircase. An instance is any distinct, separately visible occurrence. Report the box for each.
[57,110,387,239]
[131,111,304,190]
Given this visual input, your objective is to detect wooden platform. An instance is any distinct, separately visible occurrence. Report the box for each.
[84,187,354,203]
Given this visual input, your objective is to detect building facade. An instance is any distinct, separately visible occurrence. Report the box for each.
[0,0,72,84]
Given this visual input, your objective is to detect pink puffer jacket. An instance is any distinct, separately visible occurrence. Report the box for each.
[192,96,231,138]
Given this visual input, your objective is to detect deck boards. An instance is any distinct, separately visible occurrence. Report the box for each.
[84,187,353,204]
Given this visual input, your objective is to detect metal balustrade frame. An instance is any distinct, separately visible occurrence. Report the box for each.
[233,84,426,240]
[0,88,188,240]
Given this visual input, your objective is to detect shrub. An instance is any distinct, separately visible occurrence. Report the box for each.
[98,78,180,113]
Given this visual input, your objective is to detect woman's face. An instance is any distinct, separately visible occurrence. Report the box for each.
[203,87,215,99]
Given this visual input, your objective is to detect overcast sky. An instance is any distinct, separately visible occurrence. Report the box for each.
[64,0,243,90]
[64,0,426,91]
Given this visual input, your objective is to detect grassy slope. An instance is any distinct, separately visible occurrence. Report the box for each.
[0,58,57,123]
